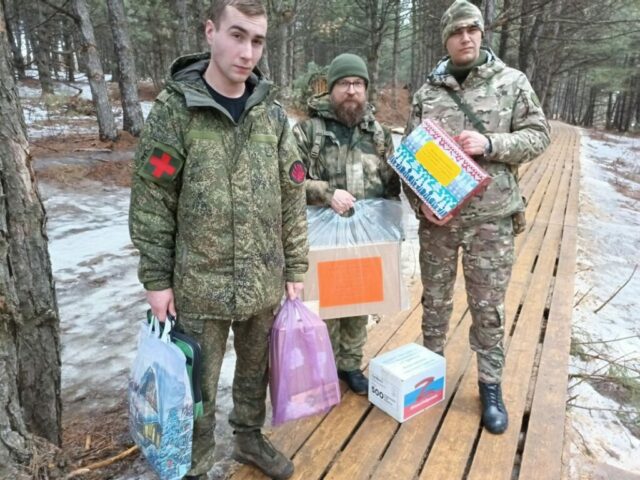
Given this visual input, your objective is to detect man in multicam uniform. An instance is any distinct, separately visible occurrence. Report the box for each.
[293,53,401,395]
[128,1,307,478]
[403,0,550,434]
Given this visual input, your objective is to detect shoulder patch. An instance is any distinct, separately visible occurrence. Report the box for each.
[139,145,183,184]
[289,160,306,184]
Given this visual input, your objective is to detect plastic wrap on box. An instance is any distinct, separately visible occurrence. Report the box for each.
[306,198,404,247]
[388,119,491,222]
[304,199,407,320]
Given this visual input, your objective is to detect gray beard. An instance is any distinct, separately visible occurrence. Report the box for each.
[334,100,366,127]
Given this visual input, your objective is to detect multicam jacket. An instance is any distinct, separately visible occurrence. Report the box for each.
[404,48,551,225]
[292,94,401,205]
[129,53,308,320]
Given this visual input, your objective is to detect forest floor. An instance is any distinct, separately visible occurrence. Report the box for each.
[20,76,640,479]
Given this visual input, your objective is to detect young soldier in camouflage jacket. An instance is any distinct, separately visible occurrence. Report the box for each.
[293,53,400,395]
[129,1,307,478]
[403,0,550,434]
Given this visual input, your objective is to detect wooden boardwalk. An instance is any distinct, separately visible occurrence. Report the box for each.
[232,122,579,480]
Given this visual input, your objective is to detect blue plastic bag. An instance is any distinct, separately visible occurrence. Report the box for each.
[128,317,193,480]
[270,299,341,425]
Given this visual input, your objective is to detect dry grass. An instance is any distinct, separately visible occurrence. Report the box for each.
[62,399,139,479]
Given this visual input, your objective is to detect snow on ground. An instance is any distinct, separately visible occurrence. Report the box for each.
[18,75,154,139]
[566,131,640,478]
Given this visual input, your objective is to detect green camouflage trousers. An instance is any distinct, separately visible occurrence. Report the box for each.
[418,217,514,384]
[179,306,276,476]
[325,315,368,371]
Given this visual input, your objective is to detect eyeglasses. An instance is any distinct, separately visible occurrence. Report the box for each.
[335,79,366,92]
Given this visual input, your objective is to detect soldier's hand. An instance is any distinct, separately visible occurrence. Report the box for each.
[420,203,445,225]
[456,130,490,156]
[146,288,176,322]
[286,282,304,300]
[331,189,356,215]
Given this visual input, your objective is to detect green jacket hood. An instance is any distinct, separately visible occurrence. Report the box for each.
[306,92,378,128]
[164,52,273,109]
[428,47,506,88]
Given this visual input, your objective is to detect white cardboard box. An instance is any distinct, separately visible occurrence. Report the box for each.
[368,343,446,423]
[302,241,404,320]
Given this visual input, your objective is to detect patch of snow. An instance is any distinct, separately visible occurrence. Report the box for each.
[567,130,640,477]
[141,101,154,120]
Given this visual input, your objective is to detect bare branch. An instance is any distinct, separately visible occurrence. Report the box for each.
[594,264,638,314]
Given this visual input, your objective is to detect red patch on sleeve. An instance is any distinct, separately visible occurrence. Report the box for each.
[148,148,177,178]
[289,161,306,184]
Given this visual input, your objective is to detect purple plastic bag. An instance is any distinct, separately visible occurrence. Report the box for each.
[270,299,341,425]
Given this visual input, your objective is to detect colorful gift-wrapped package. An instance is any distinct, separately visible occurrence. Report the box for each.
[388,119,491,222]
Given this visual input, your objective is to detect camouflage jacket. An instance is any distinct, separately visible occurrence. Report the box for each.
[404,48,550,225]
[292,94,400,205]
[129,53,308,320]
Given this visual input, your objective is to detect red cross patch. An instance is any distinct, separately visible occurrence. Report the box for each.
[143,147,180,182]
[289,161,306,184]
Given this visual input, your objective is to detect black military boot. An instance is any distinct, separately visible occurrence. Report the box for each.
[232,430,293,480]
[338,369,368,395]
[478,382,508,434]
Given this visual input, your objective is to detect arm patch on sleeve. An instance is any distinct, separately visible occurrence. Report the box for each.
[138,143,184,185]
[289,160,306,184]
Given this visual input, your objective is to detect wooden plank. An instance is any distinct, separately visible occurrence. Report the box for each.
[323,407,398,480]
[418,137,568,480]
[289,392,372,480]
[466,125,575,480]
[417,358,481,479]
[518,126,579,480]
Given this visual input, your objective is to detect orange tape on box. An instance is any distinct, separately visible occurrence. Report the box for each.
[317,257,384,307]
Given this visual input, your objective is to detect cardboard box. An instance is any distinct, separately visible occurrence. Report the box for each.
[388,119,491,223]
[368,343,446,423]
[303,241,403,320]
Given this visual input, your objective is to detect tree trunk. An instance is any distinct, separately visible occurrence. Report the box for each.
[174,0,191,55]
[191,0,203,53]
[72,0,118,141]
[276,21,289,89]
[0,4,62,477]
[61,19,76,83]
[497,0,511,60]
[258,47,270,78]
[106,0,143,136]
[605,91,614,130]
[410,0,417,91]
[483,0,496,50]
[26,2,54,94]
[3,0,25,79]
[391,0,400,108]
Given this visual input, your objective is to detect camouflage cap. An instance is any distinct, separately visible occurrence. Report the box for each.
[441,0,485,45]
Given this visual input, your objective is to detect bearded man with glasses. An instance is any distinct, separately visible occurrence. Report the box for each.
[293,53,400,395]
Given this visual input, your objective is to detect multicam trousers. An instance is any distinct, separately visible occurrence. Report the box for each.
[418,216,514,384]
[179,306,276,476]
[325,315,368,372]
